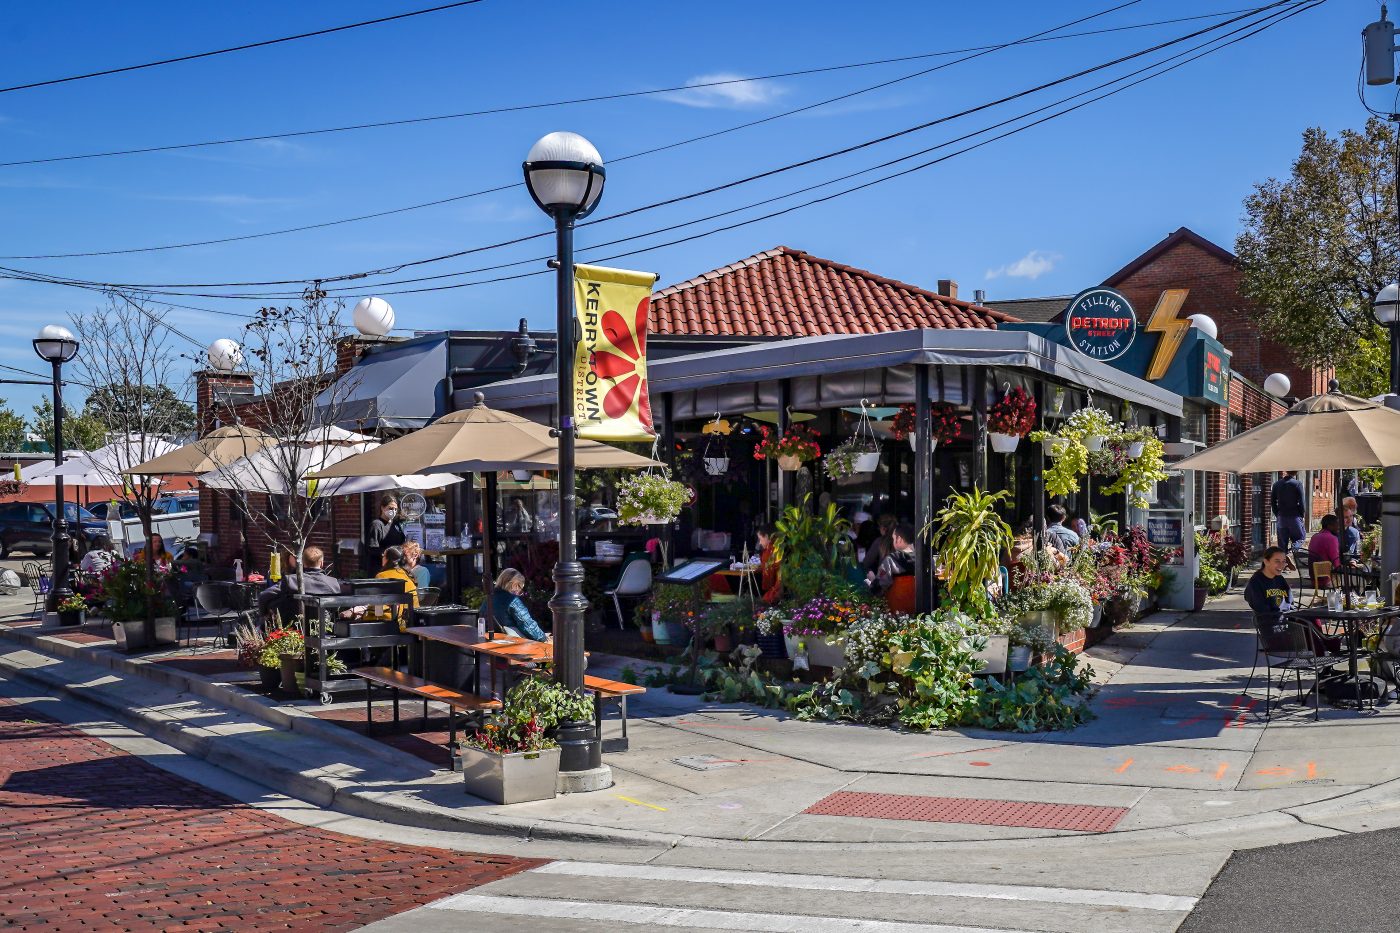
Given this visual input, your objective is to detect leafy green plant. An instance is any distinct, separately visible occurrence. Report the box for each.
[98,560,178,622]
[969,646,1095,732]
[824,437,876,480]
[56,593,88,613]
[500,676,595,732]
[1196,563,1228,596]
[1030,430,1088,497]
[885,617,983,730]
[773,495,854,603]
[924,488,1013,617]
[1104,435,1168,508]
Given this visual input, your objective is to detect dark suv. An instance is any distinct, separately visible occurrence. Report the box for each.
[0,502,106,558]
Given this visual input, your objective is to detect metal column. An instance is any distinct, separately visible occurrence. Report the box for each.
[914,367,934,613]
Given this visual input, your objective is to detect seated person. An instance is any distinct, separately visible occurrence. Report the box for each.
[861,515,897,582]
[78,533,120,575]
[257,545,344,622]
[133,533,174,571]
[1245,545,1340,655]
[363,545,419,628]
[756,524,783,606]
[489,568,548,641]
[872,522,916,595]
[402,540,432,590]
[1340,499,1362,559]
[1044,504,1080,553]
[1307,514,1347,588]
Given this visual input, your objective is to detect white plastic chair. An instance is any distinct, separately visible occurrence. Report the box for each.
[604,558,653,630]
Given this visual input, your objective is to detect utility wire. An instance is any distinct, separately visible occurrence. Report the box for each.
[0,0,1155,262]
[0,0,1292,294]
[0,1,1318,307]
[0,1,488,96]
[0,5,1264,171]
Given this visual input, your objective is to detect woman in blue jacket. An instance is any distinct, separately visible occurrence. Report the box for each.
[490,568,548,641]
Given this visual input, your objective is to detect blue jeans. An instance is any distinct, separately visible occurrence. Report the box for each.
[1277,516,1306,550]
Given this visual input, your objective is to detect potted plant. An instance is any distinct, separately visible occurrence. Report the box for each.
[753,423,821,471]
[889,402,962,452]
[652,583,702,647]
[986,386,1037,454]
[1104,434,1169,509]
[258,627,305,692]
[1029,430,1088,497]
[235,622,279,691]
[925,488,1014,617]
[1008,621,1057,672]
[100,561,179,651]
[782,594,864,669]
[1121,426,1154,459]
[461,679,591,805]
[616,470,688,527]
[1064,406,1116,453]
[55,593,87,627]
[824,437,879,480]
[633,600,654,643]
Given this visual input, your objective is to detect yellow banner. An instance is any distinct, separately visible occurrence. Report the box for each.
[574,263,659,442]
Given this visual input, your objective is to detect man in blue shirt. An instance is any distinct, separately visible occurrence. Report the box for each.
[1271,471,1307,552]
[1044,504,1080,553]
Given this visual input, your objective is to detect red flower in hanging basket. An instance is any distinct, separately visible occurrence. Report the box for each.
[753,423,822,462]
[987,386,1037,437]
[892,403,963,443]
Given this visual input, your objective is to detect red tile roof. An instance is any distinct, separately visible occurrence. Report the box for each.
[649,246,1012,338]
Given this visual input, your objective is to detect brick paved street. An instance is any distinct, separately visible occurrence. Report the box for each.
[0,699,543,931]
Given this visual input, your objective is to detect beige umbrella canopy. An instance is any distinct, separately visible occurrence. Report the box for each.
[1173,390,1400,473]
[311,397,661,478]
[122,424,276,476]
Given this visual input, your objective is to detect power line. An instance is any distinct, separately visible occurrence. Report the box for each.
[0,1,488,96]
[0,5,1264,171]
[0,0,1291,294]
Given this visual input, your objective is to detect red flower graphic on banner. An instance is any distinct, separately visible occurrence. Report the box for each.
[591,296,653,430]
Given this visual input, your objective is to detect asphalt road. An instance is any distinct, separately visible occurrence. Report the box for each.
[1180,825,1400,931]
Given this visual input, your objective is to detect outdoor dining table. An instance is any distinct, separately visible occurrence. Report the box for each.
[410,626,552,697]
[1284,604,1400,709]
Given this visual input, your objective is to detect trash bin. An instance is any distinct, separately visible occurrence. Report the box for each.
[411,604,480,689]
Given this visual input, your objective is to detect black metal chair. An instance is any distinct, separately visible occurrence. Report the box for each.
[23,561,50,618]
[1244,612,1347,721]
[1291,547,1314,602]
[191,582,242,651]
[347,578,407,595]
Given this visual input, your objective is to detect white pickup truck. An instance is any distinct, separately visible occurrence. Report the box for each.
[93,495,201,556]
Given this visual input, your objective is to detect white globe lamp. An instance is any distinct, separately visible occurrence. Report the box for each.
[523,132,606,219]
[33,324,79,363]
[1187,313,1218,340]
[352,297,395,337]
[207,338,244,372]
[1263,373,1291,398]
[1375,283,1400,325]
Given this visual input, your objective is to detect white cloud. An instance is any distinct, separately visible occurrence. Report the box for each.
[660,72,786,109]
[147,192,298,207]
[985,249,1060,281]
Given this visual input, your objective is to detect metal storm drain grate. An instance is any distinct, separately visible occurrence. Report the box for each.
[674,755,740,771]
[804,791,1128,832]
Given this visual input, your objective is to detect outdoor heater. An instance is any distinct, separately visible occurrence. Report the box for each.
[523,131,606,776]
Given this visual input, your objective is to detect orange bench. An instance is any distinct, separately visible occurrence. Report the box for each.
[584,674,646,750]
[353,666,501,755]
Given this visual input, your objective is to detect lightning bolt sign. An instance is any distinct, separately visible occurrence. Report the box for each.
[1144,289,1191,381]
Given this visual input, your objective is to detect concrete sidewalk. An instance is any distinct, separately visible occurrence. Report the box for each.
[5,590,1400,852]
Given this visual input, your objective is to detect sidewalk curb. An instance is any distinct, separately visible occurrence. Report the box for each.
[0,627,678,848]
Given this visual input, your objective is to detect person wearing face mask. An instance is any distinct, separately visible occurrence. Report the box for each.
[365,494,406,573]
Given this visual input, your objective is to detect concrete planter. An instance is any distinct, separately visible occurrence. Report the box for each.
[783,634,845,669]
[112,619,148,652]
[462,745,560,805]
[965,634,1009,675]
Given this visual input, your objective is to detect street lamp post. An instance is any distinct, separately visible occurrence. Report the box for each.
[1373,285,1400,586]
[523,131,606,776]
[33,324,80,618]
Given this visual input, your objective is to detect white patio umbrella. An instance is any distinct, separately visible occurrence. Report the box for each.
[200,440,460,497]
[23,436,178,486]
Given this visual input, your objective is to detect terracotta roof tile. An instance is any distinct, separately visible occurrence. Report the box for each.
[650,246,1009,338]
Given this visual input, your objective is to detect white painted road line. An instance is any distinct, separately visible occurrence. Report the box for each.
[430,894,1040,932]
[529,861,1199,913]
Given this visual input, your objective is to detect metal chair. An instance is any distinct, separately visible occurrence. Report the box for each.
[347,578,406,595]
[1243,612,1346,721]
[1291,547,1313,600]
[23,561,50,617]
[191,582,242,651]
[604,558,653,630]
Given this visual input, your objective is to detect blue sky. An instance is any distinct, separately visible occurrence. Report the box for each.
[0,0,1378,414]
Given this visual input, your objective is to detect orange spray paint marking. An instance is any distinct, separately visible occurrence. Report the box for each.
[1166,765,1201,774]
[1306,762,1317,779]
[968,761,992,767]
[1214,763,1229,780]
[1115,758,1134,773]
[1255,766,1295,777]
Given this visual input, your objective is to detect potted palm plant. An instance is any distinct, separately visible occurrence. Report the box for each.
[925,488,1014,617]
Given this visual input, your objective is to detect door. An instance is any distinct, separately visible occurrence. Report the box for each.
[1250,476,1266,549]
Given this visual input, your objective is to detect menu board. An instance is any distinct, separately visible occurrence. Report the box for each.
[655,558,725,585]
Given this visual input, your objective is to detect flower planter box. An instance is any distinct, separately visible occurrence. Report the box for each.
[57,609,85,627]
[783,634,845,670]
[461,745,561,805]
[112,616,177,652]
[965,634,1009,675]
[988,433,1021,454]
[1008,646,1032,672]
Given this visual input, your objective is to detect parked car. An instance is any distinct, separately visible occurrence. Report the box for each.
[88,495,199,521]
[0,501,106,558]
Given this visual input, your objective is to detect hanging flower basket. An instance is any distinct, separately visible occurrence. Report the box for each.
[1127,441,1146,459]
[825,403,882,479]
[988,432,1021,453]
[702,457,729,475]
[616,470,688,526]
[1041,435,1069,457]
[1084,434,1106,452]
[892,402,961,452]
[853,451,881,472]
[753,423,821,466]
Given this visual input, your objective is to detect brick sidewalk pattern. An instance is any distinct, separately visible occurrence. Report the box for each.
[0,700,543,931]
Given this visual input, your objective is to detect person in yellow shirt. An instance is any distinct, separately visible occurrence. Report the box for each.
[365,545,418,630]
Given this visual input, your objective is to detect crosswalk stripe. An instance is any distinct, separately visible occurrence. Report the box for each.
[529,861,1198,913]
[430,894,1039,932]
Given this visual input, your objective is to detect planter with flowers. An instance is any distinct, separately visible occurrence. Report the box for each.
[1063,406,1117,453]
[99,560,179,651]
[461,678,592,804]
[986,386,1037,453]
[616,470,688,527]
[1103,434,1169,509]
[891,402,963,452]
[754,423,821,471]
[55,593,87,628]
[780,594,866,670]
[826,404,882,478]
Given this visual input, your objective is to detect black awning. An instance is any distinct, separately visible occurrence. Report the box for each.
[316,335,448,431]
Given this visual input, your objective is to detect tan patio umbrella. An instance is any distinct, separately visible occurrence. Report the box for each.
[1173,389,1400,472]
[121,424,276,476]
[311,396,661,478]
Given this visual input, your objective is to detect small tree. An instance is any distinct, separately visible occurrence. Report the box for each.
[73,293,193,632]
[0,398,29,451]
[205,286,361,614]
[1237,118,1398,367]
[30,397,107,452]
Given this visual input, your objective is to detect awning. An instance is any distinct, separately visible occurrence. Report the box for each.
[467,328,1184,418]
[315,335,448,431]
